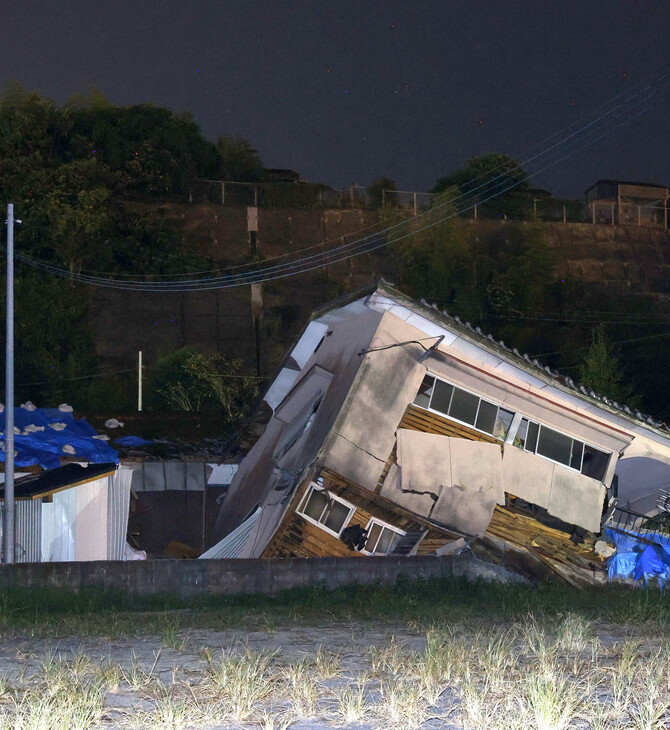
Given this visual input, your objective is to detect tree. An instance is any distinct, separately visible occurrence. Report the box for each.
[145,347,258,423]
[367,176,398,209]
[432,153,529,206]
[215,136,264,182]
[578,326,638,405]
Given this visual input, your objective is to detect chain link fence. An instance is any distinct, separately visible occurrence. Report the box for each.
[190,180,668,228]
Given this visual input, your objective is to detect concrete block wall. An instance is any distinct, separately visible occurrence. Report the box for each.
[0,553,522,599]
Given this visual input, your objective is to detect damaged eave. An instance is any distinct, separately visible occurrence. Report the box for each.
[373,280,670,440]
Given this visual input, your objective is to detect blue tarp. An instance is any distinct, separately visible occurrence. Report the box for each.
[114,436,153,448]
[605,527,670,588]
[0,406,118,470]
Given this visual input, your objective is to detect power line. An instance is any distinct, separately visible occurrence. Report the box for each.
[9,63,669,291]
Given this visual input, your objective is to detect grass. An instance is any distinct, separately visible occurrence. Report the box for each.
[3,578,670,726]
[4,577,670,639]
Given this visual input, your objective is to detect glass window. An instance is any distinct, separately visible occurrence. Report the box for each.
[515,417,529,448]
[570,440,584,471]
[413,375,435,409]
[475,400,497,434]
[366,522,382,552]
[302,489,328,521]
[364,519,404,555]
[582,445,609,481]
[494,408,515,440]
[376,527,398,554]
[526,421,539,452]
[430,380,454,415]
[449,387,479,425]
[511,416,611,480]
[298,485,354,536]
[413,374,516,442]
[537,426,572,466]
[323,500,351,533]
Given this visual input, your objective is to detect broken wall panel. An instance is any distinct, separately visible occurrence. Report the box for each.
[430,485,498,536]
[502,447,606,533]
[379,463,436,516]
[502,447,554,509]
[547,468,606,534]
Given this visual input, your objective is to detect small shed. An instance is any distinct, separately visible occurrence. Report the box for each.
[0,463,132,563]
[585,179,668,227]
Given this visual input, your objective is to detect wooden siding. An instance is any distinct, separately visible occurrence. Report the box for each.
[262,469,460,558]
[399,404,501,443]
[477,505,606,587]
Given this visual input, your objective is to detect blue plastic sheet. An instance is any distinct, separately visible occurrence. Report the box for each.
[0,407,118,469]
[605,527,670,588]
[114,436,153,448]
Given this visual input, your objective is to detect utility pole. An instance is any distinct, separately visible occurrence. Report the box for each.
[137,350,143,412]
[4,204,15,563]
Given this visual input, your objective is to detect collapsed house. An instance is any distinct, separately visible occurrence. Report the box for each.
[208,282,670,585]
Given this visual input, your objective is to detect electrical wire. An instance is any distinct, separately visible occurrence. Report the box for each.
[9,64,669,291]
[12,84,659,290]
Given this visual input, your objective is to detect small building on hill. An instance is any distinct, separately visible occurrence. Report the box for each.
[585,179,668,227]
[208,282,670,585]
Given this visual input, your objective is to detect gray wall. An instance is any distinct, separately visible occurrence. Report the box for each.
[0,553,522,599]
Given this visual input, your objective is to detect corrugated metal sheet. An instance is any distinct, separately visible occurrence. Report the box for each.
[199,507,261,559]
[0,501,42,563]
[107,467,132,560]
[131,462,211,492]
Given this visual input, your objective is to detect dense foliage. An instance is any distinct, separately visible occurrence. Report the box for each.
[0,84,264,418]
[390,192,669,416]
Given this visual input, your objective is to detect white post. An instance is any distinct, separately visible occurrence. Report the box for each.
[474,204,478,220]
[4,204,15,564]
[138,350,143,412]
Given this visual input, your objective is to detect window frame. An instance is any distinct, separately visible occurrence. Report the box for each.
[360,518,406,555]
[512,416,611,480]
[296,483,356,538]
[413,373,515,441]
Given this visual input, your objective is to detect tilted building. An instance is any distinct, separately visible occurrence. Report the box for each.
[208,282,670,584]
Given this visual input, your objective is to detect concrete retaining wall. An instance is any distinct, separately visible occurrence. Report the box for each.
[0,553,522,599]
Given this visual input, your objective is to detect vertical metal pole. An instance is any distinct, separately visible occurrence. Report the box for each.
[413,192,417,216]
[591,202,595,225]
[563,204,567,223]
[138,350,143,412]
[611,202,615,225]
[382,189,385,208]
[474,204,478,220]
[4,204,14,564]
[221,182,225,206]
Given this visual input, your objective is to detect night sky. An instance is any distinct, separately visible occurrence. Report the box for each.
[2,1,669,198]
